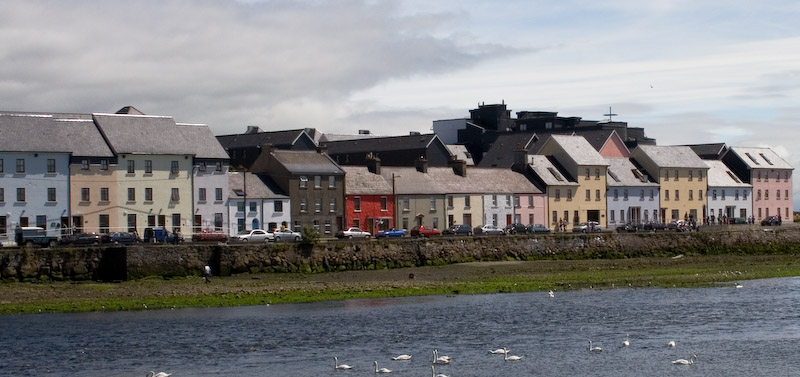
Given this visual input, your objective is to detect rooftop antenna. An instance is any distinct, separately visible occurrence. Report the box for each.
[603,106,618,122]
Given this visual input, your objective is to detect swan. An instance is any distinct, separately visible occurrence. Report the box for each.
[548,290,555,298]
[589,340,602,352]
[373,361,392,373]
[503,348,522,361]
[334,356,353,370]
[622,333,630,347]
[392,354,412,360]
[432,365,449,377]
[735,283,743,288]
[433,349,451,364]
[672,354,697,365]
[146,372,171,377]
[668,340,676,348]
[489,348,509,354]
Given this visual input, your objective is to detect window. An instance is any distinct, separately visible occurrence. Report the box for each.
[777,190,781,200]
[552,211,557,225]
[81,188,90,202]
[48,159,57,173]
[514,195,520,208]
[528,195,534,208]
[585,168,590,179]
[145,160,152,174]
[199,162,207,172]
[464,196,471,207]
[650,189,654,200]
[713,190,718,200]
[698,170,703,181]
[688,170,693,181]
[144,188,153,201]
[17,188,27,202]
[623,189,628,200]
[596,190,601,201]
[689,190,693,201]
[765,190,769,200]
[354,197,361,211]
[403,197,410,211]
[127,188,135,201]
[300,199,307,213]
[80,159,89,170]
[0,188,4,202]
[213,187,222,201]
[249,201,257,212]
[585,189,591,201]
[274,201,283,213]
[555,189,561,201]
[664,189,669,200]
[127,160,135,173]
[610,210,615,223]
[757,190,762,200]
[447,195,453,208]
[101,159,108,170]
[620,210,625,223]
[215,161,223,172]
[171,213,180,233]
[36,215,46,229]
[329,198,336,212]
[101,187,109,201]
[742,190,747,200]
[505,195,511,207]
[16,158,25,173]
[299,176,308,188]
[328,176,335,188]
[314,176,322,188]
[47,188,56,202]
[674,170,679,180]
[721,190,726,200]
[613,189,618,200]
[99,215,109,234]
[640,189,644,200]
[237,201,245,212]
[492,214,498,226]
[315,198,322,213]
[214,213,223,231]
[430,197,436,211]
[381,196,388,211]
[171,161,179,174]
[198,188,206,202]
[325,220,332,234]
[786,190,789,200]
[353,218,360,228]
[171,188,180,201]
[595,168,600,179]
[699,190,703,199]
[664,170,669,180]
[0,159,3,173]
[492,195,498,207]
[675,190,679,200]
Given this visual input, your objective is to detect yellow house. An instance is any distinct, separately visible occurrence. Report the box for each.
[536,135,609,229]
[524,154,577,229]
[630,145,709,223]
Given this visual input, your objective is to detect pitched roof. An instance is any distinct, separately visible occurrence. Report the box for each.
[92,113,189,155]
[446,144,475,165]
[605,158,658,187]
[54,118,114,157]
[526,155,579,186]
[577,129,618,152]
[726,146,793,170]
[216,129,311,150]
[379,166,540,195]
[544,134,609,166]
[323,133,442,154]
[342,166,393,195]
[686,143,727,159]
[478,132,537,168]
[705,160,751,187]
[379,166,444,194]
[271,149,344,175]
[228,172,288,199]
[633,145,708,169]
[176,123,229,159]
[0,114,72,153]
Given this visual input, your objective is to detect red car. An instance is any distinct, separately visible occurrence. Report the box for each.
[410,225,441,237]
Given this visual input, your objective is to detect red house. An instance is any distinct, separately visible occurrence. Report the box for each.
[342,159,395,234]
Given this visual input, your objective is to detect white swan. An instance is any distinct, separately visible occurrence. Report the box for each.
[392,354,412,360]
[589,340,602,352]
[503,348,522,361]
[334,356,353,370]
[735,283,743,288]
[432,365,449,377]
[373,361,392,373]
[548,290,555,298]
[433,349,451,364]
[622,333,630,347]
[489,348,508,354]
[146,372,171,377]
[668,340,676,347]
[672,354,697,365]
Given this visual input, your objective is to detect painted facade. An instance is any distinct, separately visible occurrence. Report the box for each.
[445,193,483,228]
[227,172,290,235]
[522,154,579,230]
[704,160,752,223]
[722,147,793,222]
[193,161,230,233]
[342,165,395,234]
[513,193,549,227]
[605,157,660,227]
[482,194,515,227]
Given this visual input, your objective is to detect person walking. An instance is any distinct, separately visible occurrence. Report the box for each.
[203,265,212,283]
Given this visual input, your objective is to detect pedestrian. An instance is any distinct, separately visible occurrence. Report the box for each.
[203,265,212,283]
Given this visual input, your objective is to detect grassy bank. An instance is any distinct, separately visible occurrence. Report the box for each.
[1,253,798,315]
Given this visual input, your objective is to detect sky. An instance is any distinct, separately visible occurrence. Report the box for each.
[3,0,800,208]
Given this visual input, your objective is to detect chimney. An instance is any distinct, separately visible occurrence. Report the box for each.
[245,125,261,134]
[415,157,428,173]
[448,155,467,177]
[366,153,381,175]
[317,144,328,154]
[358,129,371,135]
[512,147,529,173]
[409,131,421,136]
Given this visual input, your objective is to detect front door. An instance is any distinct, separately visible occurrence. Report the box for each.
[586,210,600,223]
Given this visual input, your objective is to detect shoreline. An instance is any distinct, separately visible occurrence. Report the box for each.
[1,253,798,315]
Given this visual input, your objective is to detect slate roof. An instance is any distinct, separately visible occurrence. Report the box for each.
[577,129,618,152]
[93,113,189,155]
[228,172,288,199]
[342,166,393,195]
[526,155,579,186]
[379,166,540,195]
[379,167,445,195]
[686,143,727,160]
[605,158,658,187]
[216,129,312,150]
[446,144,475,165]
[318,133,384,143]
[705,160,751,188]
[271,149,345,175]
[0,114,72,153]
[726,146,793,170]
[478,132,537,168]
[322,134,441,154]
[54,118,114,157]
[177,123,229,159]
[545,134,609,166]
[633,145,708,169]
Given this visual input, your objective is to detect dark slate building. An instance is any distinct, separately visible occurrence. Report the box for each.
[322,133,452,167]
[216,127,318,169]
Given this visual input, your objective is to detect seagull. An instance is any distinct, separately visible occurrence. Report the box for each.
[622,333,630,347]
[392,354,412,361]
[589,340,602,352]
[146,372,171,377]
[503,348,522,361]
[672,354,697,365]
[373,361,392,373]
[548,290,555,298]
[668,340,676,348]
[489,348,509,354]
[432,365,448,377]
[334,356,353,370]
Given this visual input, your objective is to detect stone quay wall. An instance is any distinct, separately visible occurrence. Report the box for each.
[2,229,799,282]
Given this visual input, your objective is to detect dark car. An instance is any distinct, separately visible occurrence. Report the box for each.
[526,224,551,233]
[442,224,473,236]
[761,216,782,226]
[616,222,642,233]
[63,232,105,245]
[643,221,668,231]
[376,228,406,238]
[504,223,528,235]
[108,231,142,244]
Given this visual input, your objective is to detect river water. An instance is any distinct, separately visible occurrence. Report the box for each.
[2,277,800,377]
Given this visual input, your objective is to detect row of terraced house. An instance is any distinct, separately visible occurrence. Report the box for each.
[0,103,793,242]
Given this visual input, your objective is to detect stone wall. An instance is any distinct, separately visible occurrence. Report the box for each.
[2,229,799,282]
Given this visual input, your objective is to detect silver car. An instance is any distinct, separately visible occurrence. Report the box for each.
[232,229,273,242]
[273,229,302,242]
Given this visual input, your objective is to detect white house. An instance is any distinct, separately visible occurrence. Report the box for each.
[227,172,290,235]
[705,160,752,223]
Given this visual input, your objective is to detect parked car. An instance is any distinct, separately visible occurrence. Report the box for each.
[108,231,142,244]
[616,222,642,233]
[273,229,302,242]
[191,230,228,243]
[442,224,473,236]
[410,225,441,237]
[474,224,506,235]
[231,229,273,242]
[526,224,551,233]
[761,216,782,226]
[62,232,105,245]
[504,223,528,235]
[143,228,185,243]
[335,227,372,239]
[16,226,59,247]
[643,221,668,231]
[376,228,406,238]
[573,221,602,233]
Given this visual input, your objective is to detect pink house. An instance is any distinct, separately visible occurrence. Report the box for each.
[722,147,793,221]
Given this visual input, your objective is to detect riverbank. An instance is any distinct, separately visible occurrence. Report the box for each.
[2,253,798,314]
